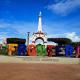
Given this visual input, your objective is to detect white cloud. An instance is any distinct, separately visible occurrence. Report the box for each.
[0,21,38,43]
[0,21,37,36]
[0,34,7,44]
[0,35,6,40]
[47,32,80,42]
[47,42,57,45]
[47,0,80,15]
[13,22,37,35]
[48,34,64,38]
[0,22,10,28]
[64,32,80,42]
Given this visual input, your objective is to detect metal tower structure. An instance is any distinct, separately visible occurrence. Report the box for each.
[32,11,47,45]
[38,11,42,32]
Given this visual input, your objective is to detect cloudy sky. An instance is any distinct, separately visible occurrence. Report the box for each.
[0,0,80,43]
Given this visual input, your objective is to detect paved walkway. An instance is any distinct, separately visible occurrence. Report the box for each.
[0,56,80,64]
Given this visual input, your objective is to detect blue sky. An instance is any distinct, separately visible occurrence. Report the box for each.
[0,0,80,43]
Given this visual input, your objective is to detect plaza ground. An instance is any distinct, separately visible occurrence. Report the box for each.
[0,63,80,80]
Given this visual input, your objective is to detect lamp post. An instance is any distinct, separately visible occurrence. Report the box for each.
[27,32,30,45]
